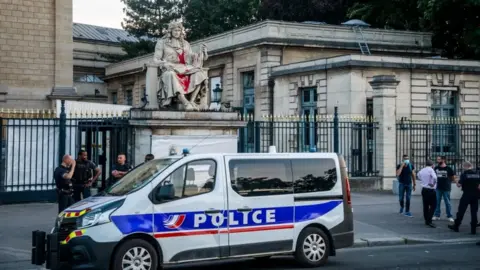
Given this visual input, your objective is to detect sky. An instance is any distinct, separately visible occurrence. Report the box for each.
[73,0,125,29]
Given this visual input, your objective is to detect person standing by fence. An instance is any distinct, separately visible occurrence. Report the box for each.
[396,154,416,217]
[54,155,76,213]
[417,160,437,228]
[109,153,132,187]
[72,150,101,202]
[448,161,479,235]
[433,156,456,222]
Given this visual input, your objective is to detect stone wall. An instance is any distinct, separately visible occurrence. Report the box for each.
[0,0,73,109]
[107,73,146,106]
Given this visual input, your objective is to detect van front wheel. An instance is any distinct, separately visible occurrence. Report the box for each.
[294,227,330,267]
[112,239,158,270]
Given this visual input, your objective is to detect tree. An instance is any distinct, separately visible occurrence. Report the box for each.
[183,0,260,41]
[259,0,351,24]
[418,0,480,59]
[347,0,422,31]
[121,0,184,38]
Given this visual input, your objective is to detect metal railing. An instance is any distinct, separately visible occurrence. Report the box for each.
[397,117,480,174]
[238,108,379,177]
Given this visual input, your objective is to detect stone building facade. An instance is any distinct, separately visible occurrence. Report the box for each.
[0,0,133,109]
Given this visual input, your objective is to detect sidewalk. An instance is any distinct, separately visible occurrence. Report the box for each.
[351,191,479,247]
[0,192,478,265]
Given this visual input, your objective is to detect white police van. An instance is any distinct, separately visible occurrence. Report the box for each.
[32,150,353,270]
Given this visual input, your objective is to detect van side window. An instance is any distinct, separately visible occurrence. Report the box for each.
[228,159,293,197]
[160,159,216,201]
[291,158,337,193]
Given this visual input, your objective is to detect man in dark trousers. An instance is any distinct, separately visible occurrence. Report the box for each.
[110,153,132,187]
[54,155,76,213]
[417,160,438,227]
[396,154,416,217]
[433,156,456,222]
[72,150,101,202]
[448,161,479,235]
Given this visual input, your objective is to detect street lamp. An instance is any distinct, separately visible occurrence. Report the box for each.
[212,84,223,103]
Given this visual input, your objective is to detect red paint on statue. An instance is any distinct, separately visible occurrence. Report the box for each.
[176,51,190,93]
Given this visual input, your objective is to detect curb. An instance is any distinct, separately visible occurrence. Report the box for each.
[352,237,479,248]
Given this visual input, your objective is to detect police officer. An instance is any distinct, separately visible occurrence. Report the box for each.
[448,161,479,235]
[54,155,76,213]
[72,150,101,202]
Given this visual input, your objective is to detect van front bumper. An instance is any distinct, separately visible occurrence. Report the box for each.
[32,230,116,270]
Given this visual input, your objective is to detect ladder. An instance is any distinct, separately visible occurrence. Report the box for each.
[353,26,371,55]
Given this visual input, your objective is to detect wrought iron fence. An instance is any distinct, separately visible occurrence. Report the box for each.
[0,103,135,204]
[396,117,480,174]
[238,108,379,177]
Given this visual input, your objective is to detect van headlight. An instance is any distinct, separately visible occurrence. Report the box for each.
[77,199,124,229]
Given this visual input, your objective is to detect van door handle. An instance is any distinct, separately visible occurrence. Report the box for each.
[237,207,252,212]
[204,209,221,214]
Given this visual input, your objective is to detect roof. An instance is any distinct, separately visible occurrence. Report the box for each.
[73,23,139,43]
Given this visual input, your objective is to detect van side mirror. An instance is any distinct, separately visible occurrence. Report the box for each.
[156,183,175,201]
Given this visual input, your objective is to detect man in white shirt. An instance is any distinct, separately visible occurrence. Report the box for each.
[417,160,438,228]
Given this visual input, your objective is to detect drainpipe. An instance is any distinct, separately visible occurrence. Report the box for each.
[268,77,275,145]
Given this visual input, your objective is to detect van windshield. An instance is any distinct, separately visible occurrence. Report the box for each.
[106,158,179,196]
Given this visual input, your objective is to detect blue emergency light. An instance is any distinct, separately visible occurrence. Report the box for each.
[182,148,190,156]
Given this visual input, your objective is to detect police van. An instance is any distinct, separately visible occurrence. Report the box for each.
[32,150,353,270]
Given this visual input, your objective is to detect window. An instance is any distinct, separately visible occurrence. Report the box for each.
[301,87,318,147]
[111,92,118,104]
[74,74,104,83]
[431,90,457,153]
[160,159,216,201]
[242,71,255,110]
[228,159,293,197]
[125,90,133,105]
[291,158,337,193]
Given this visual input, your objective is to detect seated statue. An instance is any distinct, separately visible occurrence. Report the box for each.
[152,21,209,111]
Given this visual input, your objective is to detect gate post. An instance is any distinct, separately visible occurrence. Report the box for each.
[369,75,399,190]
[58,100,66,164]
[333,106,339,153]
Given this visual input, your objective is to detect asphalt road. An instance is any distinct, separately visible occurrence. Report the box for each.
[3,243,480,270]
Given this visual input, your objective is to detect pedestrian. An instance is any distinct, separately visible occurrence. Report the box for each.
[417,160,437,228]
[432,156,456,222]
[144,154,155,163]
[448,161,479,235]
[396,154,416,217]
[110,153,132,187]
[54,155,76,213]
[72,150,101,202]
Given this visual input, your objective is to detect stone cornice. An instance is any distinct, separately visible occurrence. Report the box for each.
[270,55,480,77]
[105,20,433,77]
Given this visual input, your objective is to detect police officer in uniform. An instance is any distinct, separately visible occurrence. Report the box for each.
[448,161,479,235]
[54,155,76,213]
[72,150,101,202]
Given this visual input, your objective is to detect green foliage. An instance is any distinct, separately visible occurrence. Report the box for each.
[183,0,261,41]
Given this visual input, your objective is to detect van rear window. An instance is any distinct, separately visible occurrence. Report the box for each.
[291,158,337,193]
[228,159,293,197]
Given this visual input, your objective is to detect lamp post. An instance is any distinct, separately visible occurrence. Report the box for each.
[212,84,223,103]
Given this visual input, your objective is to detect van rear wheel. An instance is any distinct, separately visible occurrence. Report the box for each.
[112,239,158,270]
[294,227,330,267]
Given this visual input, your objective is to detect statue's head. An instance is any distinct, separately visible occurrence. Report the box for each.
[166,21,185,40]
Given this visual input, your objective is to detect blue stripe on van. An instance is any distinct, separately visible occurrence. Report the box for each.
[111,200,342,235]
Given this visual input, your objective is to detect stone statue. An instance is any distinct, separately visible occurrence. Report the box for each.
[151,21,209,111]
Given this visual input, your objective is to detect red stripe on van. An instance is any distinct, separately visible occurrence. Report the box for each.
[153,224,294,238]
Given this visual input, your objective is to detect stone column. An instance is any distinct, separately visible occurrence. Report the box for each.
[50,0,77,99]
[145,63,159,109]
[369,75,399,190]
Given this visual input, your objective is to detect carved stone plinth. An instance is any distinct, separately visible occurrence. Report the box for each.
[129,110,246,164]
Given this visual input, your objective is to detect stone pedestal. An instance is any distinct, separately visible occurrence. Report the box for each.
[145,64,159,110]
[129,110,246,164]
[369,75,399,190]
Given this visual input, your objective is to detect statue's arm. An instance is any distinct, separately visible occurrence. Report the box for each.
[153,40,167,66]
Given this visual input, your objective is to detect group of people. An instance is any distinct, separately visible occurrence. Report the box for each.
[396,154,480,245]
[54,151,155,213]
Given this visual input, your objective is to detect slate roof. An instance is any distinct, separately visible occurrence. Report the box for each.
[73,22,139,43]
